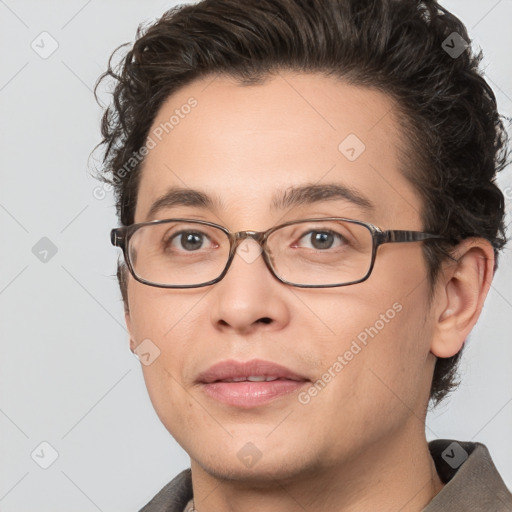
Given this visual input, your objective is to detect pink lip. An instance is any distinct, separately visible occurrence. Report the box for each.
[196,359,309,408]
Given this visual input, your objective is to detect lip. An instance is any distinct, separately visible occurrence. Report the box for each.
[196,359,310,408]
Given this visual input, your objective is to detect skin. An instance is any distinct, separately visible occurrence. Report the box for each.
[123,72,495,511]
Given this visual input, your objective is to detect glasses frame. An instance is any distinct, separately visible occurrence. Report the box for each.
[110,217,446,289]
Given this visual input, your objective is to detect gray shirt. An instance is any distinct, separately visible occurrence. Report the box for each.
[139,439,512,511]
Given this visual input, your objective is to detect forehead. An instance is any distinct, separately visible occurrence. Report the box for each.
[134,72,423,229]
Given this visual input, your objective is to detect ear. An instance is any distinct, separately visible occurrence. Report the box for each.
[125,310,137,353]
[119,262,136,352]
[430,238,495,358]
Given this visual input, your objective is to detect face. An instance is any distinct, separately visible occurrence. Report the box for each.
[125,72,439,481]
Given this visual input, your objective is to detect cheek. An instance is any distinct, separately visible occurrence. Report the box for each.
[126,283,207,420]
[127,280,208,342]
[294,283,433,437]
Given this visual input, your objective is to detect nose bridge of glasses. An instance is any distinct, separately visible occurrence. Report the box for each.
[232,230,266,245]
[227,230,267,257]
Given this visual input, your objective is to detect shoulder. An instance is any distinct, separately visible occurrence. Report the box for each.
[139,468,193,512]
[426,439,512,511]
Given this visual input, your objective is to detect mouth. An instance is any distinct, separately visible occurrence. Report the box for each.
[213,376,298,382]
[196,359,310,408]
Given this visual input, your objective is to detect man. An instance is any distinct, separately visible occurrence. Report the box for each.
[96,0,512,510]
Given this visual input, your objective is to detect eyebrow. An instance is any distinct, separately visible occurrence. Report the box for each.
[145,188,222,221]
[145,183,374,221]
[271,183,374,212]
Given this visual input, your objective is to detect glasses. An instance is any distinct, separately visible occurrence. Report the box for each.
[110,217,445,289]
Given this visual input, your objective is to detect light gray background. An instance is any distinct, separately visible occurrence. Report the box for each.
[0,1,511,511]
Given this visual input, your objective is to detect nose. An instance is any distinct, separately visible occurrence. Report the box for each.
[208,238,291,335]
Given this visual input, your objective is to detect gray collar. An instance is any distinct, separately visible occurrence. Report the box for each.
[139,439,512,511]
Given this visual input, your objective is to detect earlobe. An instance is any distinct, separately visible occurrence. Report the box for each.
[430,238,495,359]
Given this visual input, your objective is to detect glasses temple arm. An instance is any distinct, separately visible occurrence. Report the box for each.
[377,230,446,244]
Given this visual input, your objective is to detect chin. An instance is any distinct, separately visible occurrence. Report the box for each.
[190,441,323,486]
[196,457,316,486]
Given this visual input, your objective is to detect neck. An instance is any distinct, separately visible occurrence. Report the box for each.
[189,428,444,512]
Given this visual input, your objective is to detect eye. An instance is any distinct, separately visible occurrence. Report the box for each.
[168,230,211,251]
[295,230,346,250]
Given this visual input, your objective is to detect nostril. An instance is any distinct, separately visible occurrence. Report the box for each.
[258,317,272,324]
